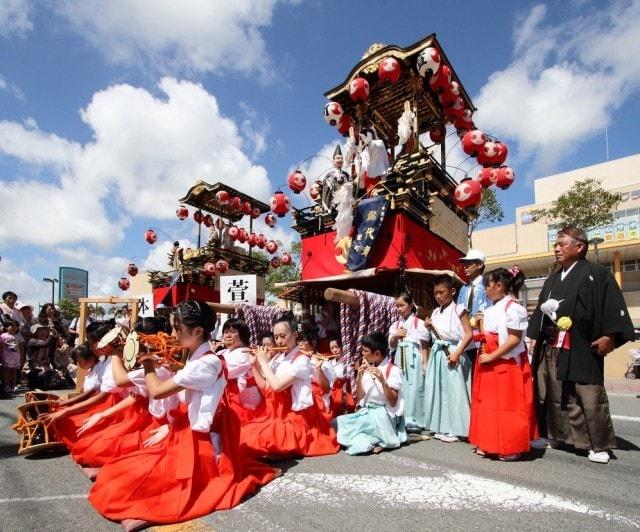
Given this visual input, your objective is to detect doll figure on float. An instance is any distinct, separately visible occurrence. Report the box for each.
[344,125,390,194]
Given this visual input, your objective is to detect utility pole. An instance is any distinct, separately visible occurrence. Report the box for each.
[42,277,58,305]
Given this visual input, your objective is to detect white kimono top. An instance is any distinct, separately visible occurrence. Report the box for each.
[99,357,127,397]
[83,358,109,392]
[359,359,404,417]
[221,346,262,410]
[269,347,313,411]
[430,302,468,351]
[173,342,227,432]
[482,296,529,362]
[128,366,178,419]
[311,360,337,409]
[388,313,431,352]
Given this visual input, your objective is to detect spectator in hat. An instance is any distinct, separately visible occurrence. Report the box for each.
[457,249,491,368]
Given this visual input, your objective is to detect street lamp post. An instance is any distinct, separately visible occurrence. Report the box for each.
[589,237,604,264]
[42,277,58,305]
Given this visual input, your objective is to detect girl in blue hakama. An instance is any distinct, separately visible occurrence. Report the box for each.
[336,332,407,455]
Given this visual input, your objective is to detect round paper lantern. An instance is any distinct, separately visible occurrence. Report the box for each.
[477,141,502,167]
[440,81,461,107]
[270,257,281,268]
[461,130,488,157]
[118,277,130,291]
[323,101,343,126]
[127,263,138,277]
[281,252,292,266]
[337,113,355,136]
[310,181,322,200]
[215,217,224,230]
[215,259,229,274]
[428,64,451,93]
[444,97,465,119]
[241,201,252,216]
[228,226,239,241]
[144,229,157,244]
[349,77,369,103]
[203,262,216,277]
[429,126,445,144]
[264,213,276,228]
[251,207,261,219]
[378,56,401,83]
[266,240,278,254]
[193,210,203,224]
[176,205,188,220]
[270,190,291,217]
[455,109,474,133]
[416,46,441,78]
[287,170,307,194]
[256,233,267,249]
[494,141,509,166]
[454,178,482,209]
[237,227,247,243]
[247,233,258,247]
[203,214,214,228]
[477,167,497,188]
[215,190,230,205]
[495,166,515,190]
[230,196,242,211]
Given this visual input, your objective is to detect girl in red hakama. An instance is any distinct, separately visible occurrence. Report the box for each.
[327,335,355,418]
[298,331,335,421]
[43,322,128,448]
[240,316,339,459]
[217,317,264,423]
[469,268,538,461]
[89,301,275,530]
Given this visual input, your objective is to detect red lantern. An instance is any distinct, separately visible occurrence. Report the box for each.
[251,207,261,219]
[203,262,216,277]
[127,263,138,277]
[228,226,239,241]
[176,205,188,220]
[495,166,515,190]
[349,77,369,103]
[256,234,266,249]
[270,190,291,217]
[477,141,502,167]
[378,56,401,83]
[281,252,292,266]
[461,130,488,157]
[323,101,343,126]
[266,240,278,254]
[477,167,497,188]
[215,190,230,205]
[247,232,258,247]
[454,178,482,209]
[494,141,509,166]
[455,109,474,133]
[444,97,465,119]
[416,46,441,78]
[270,257,281,268]
[440,81,461,107]
[264,213,276,228]
[428,64,451,93]
[144,228,157,244]
[193,210,203,224]
[237,227,247,243]
[241,201,252,216]
[230,196,242,211]
[337,113,355,136]
[215,217,224,230]
[310,181,322,200]
[118,277,130,291]
[215,259,229,274]
[203,214,213,227]
[429,126,445,144]
[288,170,306,194]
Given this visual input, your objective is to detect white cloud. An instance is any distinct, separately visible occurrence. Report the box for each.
[0,0,32,37]
[474,1,640,176]
[55,0,286,80]
[0,78,271,248]
[0,256,47,306]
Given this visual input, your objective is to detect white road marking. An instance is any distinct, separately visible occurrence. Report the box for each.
[612,415,640,423]
[0,494,86,504]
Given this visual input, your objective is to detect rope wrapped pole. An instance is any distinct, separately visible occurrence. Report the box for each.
[324,287,428,319]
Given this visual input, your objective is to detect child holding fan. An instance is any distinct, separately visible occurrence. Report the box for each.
[469,267,537,461]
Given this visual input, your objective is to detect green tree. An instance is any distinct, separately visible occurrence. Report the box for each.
[468,188,504,246]
[57,298,80,321]
[261,241,301,302]
[531,178,622,230]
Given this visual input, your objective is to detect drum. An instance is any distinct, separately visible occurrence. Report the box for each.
[12,400,64,456]
[123,331,140,371]
[96,325,128,356]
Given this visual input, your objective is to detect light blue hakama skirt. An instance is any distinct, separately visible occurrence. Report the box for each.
[393,340,426,429]
[336,404,407,455]
[423,340,472,437]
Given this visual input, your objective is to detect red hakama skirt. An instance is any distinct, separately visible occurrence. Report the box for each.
[225,378,265,424]
[240,387,339,459]
[89,403,275,524]
[469,351,538,456]
[53,392,121,449]
[312,381,332,422]
[329,378,355,419]
[71,394,155,467]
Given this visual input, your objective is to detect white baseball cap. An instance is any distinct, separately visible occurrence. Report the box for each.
[459,249,486,263]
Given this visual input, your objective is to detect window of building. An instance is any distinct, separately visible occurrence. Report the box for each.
[623,259,638,272]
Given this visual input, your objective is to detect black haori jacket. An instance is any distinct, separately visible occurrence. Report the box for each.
[528,259,635,385]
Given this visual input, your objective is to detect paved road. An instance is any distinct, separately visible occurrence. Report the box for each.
[1,392,639,531]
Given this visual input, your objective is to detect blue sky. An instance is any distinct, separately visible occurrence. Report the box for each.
[1,0,639,305]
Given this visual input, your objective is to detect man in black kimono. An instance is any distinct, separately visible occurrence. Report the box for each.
[528,226,634,463]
